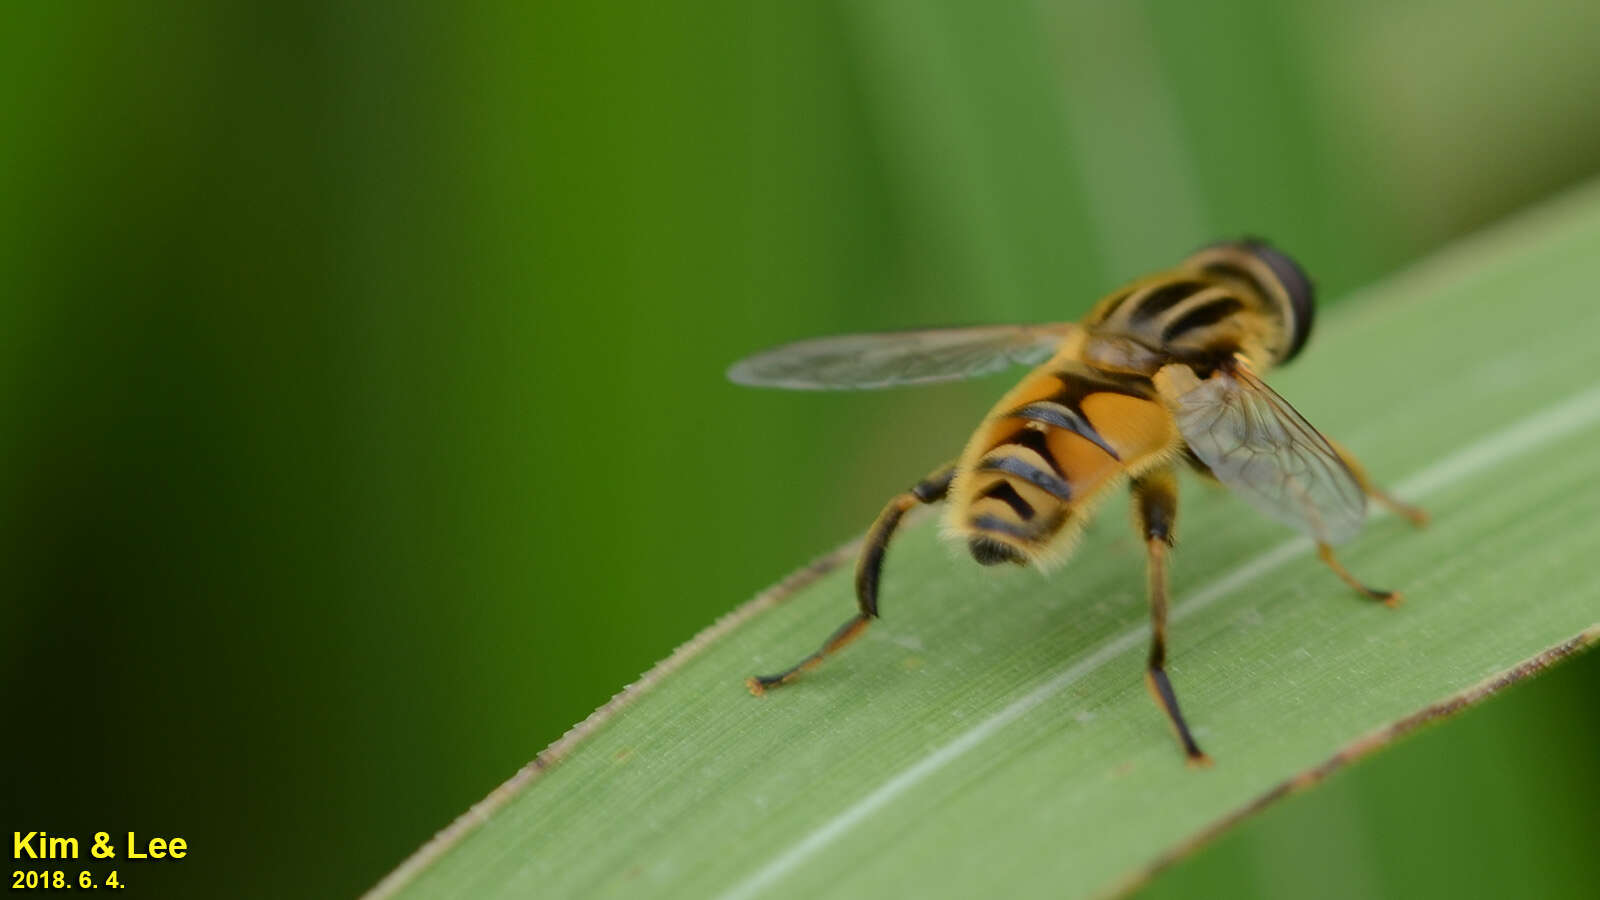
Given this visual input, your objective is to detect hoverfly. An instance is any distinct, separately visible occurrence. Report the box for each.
[728,240,1427,764]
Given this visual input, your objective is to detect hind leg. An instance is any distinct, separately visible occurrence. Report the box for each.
[747,463,955,694]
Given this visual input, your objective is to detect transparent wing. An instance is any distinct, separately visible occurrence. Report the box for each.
[1159,361,1367,544]
[727,323,1076,390]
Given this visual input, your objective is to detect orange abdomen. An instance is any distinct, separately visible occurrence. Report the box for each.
[945,345,1181,567]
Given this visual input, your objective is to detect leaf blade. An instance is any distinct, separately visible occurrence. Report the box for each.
[370,180,1600,900]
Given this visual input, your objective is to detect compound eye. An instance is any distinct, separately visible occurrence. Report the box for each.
[1194,239,1316,364]
[1244,242,1315,363]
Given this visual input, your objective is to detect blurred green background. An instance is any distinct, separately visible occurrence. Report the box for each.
[4,1,1598,897]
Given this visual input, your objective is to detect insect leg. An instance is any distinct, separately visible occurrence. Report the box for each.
[1316,543,1402,607]
[1313,439,1409,605]
[1326,437,1429,528]
[746,463,956,695]
[1131,467,1211,766]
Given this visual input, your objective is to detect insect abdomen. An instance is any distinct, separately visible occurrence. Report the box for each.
[947,360,1180,567]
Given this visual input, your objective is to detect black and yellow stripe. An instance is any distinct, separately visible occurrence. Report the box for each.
[1082,240,1314,369]
[950,352,1179,566]
[949,240,1313,565]
[744,239,1417,770]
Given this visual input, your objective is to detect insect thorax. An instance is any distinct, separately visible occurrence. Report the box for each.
[1083,273,1284,376]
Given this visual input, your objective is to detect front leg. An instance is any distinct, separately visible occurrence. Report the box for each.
[1131,466,1211,766]
[1316,437,1427,607]
[1326,436,1429,528]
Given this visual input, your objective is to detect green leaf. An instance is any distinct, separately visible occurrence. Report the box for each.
[368,183,1600,900]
